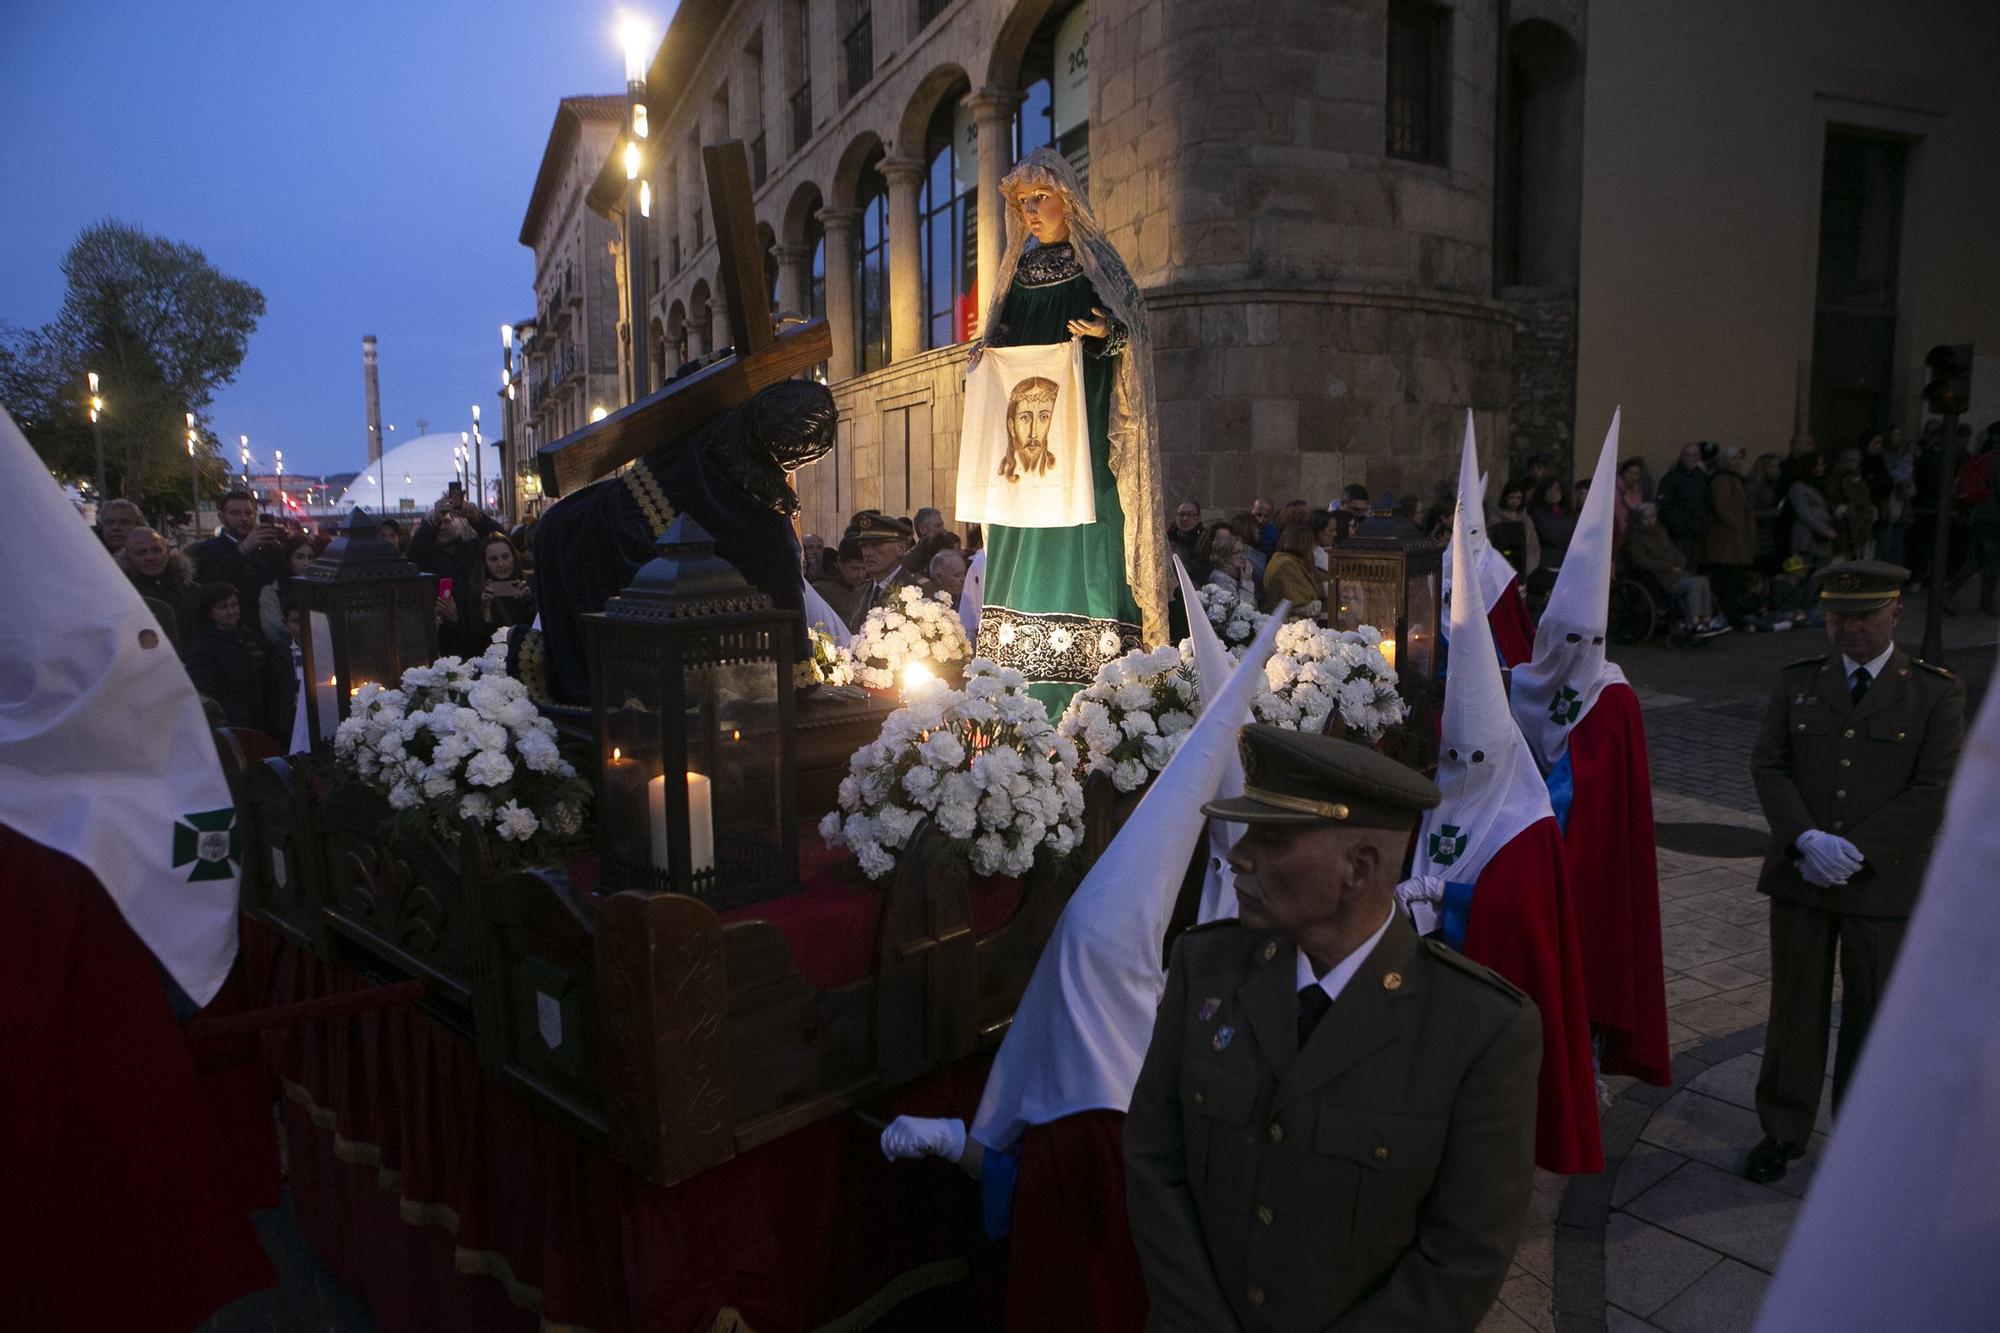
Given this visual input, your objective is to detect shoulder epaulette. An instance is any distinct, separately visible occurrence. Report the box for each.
[1913,659,1956,680]
[1179,919,1240,938]
[1420,938,1529,1003]
[1785,654,1829,670]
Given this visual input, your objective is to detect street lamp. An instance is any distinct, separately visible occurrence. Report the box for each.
[86,371,106,499]
[470,403,483,511]
[240,434,250,487]
[275,449,284,510]
[185,412,200,532]
[617,9,655,400]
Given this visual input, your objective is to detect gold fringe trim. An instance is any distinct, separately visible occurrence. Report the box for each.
[622,462,676,539]
[807,1256,969,1333]
[281,1076,599,1333]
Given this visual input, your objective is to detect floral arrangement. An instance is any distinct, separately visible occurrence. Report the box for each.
[1056,645,1200,792]
[332,639,591,865]
[794,621,855,689]
[820,659,1085,879]
[1249,621,1404,740]
[846,586,972,690]
[1196,579,1270,647]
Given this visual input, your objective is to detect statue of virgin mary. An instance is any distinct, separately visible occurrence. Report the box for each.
[967,147,1168,711]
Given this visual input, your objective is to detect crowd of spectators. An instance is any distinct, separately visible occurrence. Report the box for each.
[88,486,539,737]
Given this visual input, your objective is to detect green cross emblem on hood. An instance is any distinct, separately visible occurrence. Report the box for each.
[1549,685,1582,726]
[1428,823,1466,866]
[172,807,240,883]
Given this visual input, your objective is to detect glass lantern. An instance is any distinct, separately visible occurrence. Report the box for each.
[1327,533,1446,745]
[293,507,440,750]
[587,513,798,909]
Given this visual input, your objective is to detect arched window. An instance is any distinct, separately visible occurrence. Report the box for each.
[920,87,977,348]
[1014,1,1090,183]
[807,214,827,319]
[667,302,690,372]
[853,147,891,373]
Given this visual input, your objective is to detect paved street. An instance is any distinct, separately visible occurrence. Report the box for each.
[1480,595,1995,1333]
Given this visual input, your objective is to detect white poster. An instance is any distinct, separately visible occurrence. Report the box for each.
[956,341,1095,528]
[955,97,979,195]
[1052,3,1090,139]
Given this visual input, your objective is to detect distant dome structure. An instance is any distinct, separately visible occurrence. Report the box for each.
[332,433,480,515]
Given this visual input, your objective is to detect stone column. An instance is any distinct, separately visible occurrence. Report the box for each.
[818,207,861,381]
[965,87,1023,321]
[772,243,812,316]
[879,156,926,362]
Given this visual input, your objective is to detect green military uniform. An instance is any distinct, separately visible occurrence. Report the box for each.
[844,513,932,632]
[1124,727,1542,1332]
[1749,562,1966,1153]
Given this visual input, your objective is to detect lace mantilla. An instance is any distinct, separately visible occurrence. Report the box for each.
[1013,242,1085,288]
[976,604,1144,686]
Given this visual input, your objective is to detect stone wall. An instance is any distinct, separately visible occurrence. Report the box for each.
[1504,286,1576,483]
[797,343,968,543]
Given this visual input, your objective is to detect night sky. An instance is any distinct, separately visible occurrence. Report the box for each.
[0,1,662,479]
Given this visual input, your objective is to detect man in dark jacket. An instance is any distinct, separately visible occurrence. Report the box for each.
[190,489,285,609]
[407,492,502,656]
[1656,443,1710,567]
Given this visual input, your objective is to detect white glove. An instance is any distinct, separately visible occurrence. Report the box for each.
[1395,875,1447,937]
[880,1115,967,1164]
[1796,830,1864,887]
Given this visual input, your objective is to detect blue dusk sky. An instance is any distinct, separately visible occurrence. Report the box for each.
[0,1,668,478]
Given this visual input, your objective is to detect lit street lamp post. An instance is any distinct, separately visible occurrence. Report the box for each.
[619,11,655,399]
[86,371,106,500]
[471,403,484,511]
[185,412,200,533]
[240,434,250,487]
[276,449,285,511]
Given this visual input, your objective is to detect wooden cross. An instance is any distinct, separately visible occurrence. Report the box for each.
[535,140,832,499]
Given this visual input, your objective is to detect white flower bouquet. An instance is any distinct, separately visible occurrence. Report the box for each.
[819,659,1085,879]
[1248,621,1405,741]
[1197,579,1270,646]
[794,621,855,689]
[1056,645,1201,792]
[846,585,972,691]
[332,638,592,865]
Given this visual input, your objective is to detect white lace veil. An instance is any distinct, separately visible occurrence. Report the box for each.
[977,147,1169,647]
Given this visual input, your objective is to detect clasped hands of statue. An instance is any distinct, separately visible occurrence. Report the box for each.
[966,307,1112,373]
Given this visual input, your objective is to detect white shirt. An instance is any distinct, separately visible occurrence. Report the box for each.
[1294,905,1397,1005]
[1841,643,1895,689]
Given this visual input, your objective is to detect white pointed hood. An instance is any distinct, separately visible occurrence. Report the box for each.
[1173,554,1245,922]
[1510,410,1628,769]
[1414,414,1554,884]
[1441,470,1524,620]
[0,409,241,1005]
[1754,657,1998,1331]
[971,608,1286,1151]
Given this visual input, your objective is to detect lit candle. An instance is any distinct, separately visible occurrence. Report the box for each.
[647,772,715,876]
[1379,638,1397,670]
[901,661,937,694]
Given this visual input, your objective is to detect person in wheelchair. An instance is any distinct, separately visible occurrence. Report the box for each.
[1623,503,1730,638]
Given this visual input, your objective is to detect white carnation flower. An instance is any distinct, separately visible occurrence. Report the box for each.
[465,749,515,787]
[494,801,539,841]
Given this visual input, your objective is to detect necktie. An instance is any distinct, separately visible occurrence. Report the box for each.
[1297,984,1333,1049]
[1850,667,1871,704]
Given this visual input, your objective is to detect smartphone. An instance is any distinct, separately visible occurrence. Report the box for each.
[438,577,454,599]
[446,481,464,501]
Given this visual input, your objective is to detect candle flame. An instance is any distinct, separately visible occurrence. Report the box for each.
[901,662,937,693]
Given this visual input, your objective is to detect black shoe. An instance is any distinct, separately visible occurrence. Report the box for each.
[1744,1136,1806,1183]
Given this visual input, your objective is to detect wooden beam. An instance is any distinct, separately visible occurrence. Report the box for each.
[702,141,773,357]
[534,318,830,498]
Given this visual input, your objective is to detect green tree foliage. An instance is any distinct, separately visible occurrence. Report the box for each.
[0,219,264,519]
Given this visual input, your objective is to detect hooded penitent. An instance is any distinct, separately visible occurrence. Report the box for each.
[1416,418,1558,894]
[0,408,240,1006]
[1409,411,1603,1174]
[1510,411,1628,769]
[971,606,1285,1154]
[1173,553,1249,923]
[1442,470,1537,666]
[1754,656,2000,1331]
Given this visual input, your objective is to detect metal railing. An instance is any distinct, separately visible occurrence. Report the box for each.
[843,8,872,101]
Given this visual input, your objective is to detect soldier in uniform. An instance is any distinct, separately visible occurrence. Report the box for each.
[1124,725,1542,1332]
[1745,560,1966,1183]
[844,512,929,631]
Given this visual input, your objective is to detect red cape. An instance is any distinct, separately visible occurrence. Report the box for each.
[1005,1110,1147,1333]
[0,826,275,1330]
[1461,817,1605,1174]
[1489,579,1536,668]
[1562,684,1673,1085]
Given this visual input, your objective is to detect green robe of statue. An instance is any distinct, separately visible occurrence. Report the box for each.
[976,241,1144,713]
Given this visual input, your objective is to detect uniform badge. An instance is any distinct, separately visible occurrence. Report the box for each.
[1212,1025,1235,1052]
[1198,997,1221,1022]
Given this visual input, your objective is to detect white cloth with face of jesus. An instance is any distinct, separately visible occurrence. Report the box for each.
[955,340,1094,529]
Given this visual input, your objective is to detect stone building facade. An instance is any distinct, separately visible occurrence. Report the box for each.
[507,94,630,518]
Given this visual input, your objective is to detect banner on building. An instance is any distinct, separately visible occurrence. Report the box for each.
[1052,4,1090,139]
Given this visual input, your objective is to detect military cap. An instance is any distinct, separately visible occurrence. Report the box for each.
[855,513,915,545]
[1202,723,1440,829]
[1817,560,1909,613]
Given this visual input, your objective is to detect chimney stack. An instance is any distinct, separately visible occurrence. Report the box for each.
[362,335,383,465]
